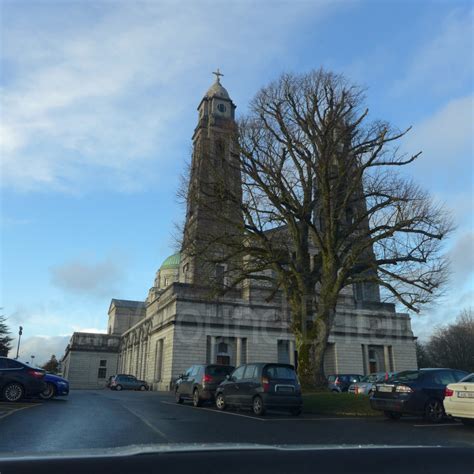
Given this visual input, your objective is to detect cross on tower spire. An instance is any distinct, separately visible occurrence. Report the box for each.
[212,68,224,83]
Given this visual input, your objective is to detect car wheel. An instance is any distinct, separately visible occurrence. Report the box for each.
[139,385,146,391]
[290,407,302,416]
[331,389,339,393]
[175,389,183,404]
[3,382,24,402]
[216,393,226,410]
[384,411,402,420]
[252,396,266,416]
[424,399,445,423]
[39,382,56,400]
[115,384,123,391]
[192,389,201,407]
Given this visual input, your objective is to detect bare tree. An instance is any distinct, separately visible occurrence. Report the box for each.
[181,69,453,387]
[425,309,474,372]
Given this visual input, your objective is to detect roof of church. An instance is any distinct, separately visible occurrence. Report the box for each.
[160,252,181,270]
[110,299,146,309]
[205,79,230,100]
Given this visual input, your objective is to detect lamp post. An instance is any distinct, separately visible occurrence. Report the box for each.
[15,326,23,359]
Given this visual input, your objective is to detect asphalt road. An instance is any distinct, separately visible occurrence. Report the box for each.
[0,390,473,454]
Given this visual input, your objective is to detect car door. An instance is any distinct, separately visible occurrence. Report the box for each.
[225,366,245,405]
[180,367,195,397]
[430,370,457,400]
[238,365,258,406]
[0,358,7,391]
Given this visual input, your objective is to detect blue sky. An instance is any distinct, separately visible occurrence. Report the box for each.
[1,0,473,364]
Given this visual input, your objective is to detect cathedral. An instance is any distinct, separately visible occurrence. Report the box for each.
[62,74,418,390]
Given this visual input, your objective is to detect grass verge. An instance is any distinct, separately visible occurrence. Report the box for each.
[302,392,380,417]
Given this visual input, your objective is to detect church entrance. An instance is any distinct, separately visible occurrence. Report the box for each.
[216,341,230,365]
[216,355,230,365]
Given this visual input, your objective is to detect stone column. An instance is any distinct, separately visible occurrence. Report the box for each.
[362,344,370,375]
[209,336,217,364]
[236,337,242,366]
[383,345,391,372]
[289,340,296,366]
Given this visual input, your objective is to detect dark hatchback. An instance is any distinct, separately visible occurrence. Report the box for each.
[0,356,46,402]
[215,363,303,416]
[175,364,235,407]
[370,368,468,422]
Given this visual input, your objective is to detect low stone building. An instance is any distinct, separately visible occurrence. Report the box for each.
[62,333,121,389]
[62,73,417,390]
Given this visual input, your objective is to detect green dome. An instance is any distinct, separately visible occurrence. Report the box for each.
[160,252,181,270]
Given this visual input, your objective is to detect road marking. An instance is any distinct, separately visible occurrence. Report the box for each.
[161,400,266,421]
[119,403,173,441]
[413,423,462,427]
[161,401,366,422]
[0,402,40,420]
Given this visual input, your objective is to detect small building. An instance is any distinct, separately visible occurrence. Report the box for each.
[62,332,121,389]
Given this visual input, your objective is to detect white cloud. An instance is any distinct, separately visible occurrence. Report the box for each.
[50,256,125,297]
[8,335,70,366]
[1,1,335,193]
[392,8,473,96]
[404,94,474,165]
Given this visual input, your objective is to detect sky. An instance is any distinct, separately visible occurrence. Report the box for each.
[1,0,473,365]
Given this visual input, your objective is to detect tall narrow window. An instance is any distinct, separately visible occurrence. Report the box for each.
[155,339,164,382]
[215,264,226,287]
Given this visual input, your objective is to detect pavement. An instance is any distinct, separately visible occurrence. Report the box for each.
[0,390,473,454]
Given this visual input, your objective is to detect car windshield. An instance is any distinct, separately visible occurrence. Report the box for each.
[388,371,421,382]
[207,366,234,376]
[264,366,297,380]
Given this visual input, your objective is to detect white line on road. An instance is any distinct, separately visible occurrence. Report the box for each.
[121,403,173,441]
[161,402,365,422]
[161,401,266,421]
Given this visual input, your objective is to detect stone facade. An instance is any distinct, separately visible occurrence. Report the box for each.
[62,333,121,389]
[62,75,417,390]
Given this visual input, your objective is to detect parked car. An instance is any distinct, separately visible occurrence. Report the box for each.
[370,368,468,422]
[106,375,114,388]
[327,374,363,393]
[0,356,46,402]
[39,373,70,400]
[175,364,234,407]
[215,363,303,416]
[348,372,395,395]
[443,373,474,426]
[109,374,148,391]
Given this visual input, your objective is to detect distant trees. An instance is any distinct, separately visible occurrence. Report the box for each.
[42,355,59,374]
[416,309,474,372]
[0,315,13,357]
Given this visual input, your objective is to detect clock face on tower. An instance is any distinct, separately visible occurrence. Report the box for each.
[217,103,227,113]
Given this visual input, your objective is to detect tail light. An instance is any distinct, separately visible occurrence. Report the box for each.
[262,376,270,392]
[395,385,413,393]
[27,369,44,379]
[202,374,213,384]
[444,388,454,397]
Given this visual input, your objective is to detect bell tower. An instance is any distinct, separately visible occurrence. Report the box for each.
[180,71,242,286]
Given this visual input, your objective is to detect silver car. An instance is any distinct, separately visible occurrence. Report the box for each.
[348,372,395,395]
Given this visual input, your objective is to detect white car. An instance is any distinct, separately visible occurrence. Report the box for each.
[443,373,474,425]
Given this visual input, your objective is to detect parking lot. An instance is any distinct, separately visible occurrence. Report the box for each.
[0,389,473,454]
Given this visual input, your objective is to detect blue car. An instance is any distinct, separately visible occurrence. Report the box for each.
[39,373,69,400]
